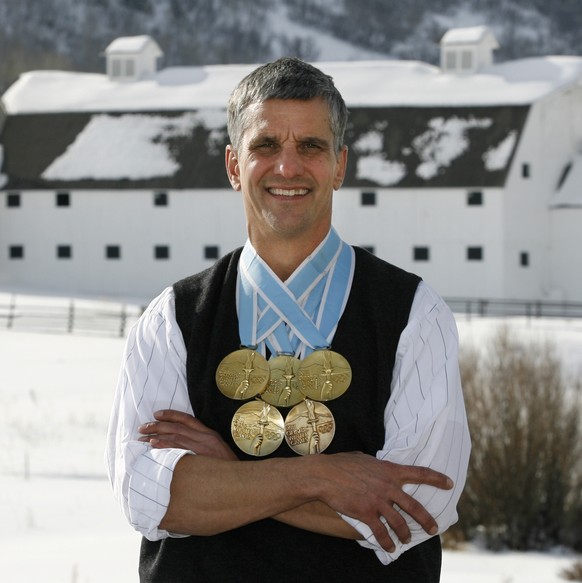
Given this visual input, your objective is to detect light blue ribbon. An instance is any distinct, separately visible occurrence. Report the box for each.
[237,228,355,358]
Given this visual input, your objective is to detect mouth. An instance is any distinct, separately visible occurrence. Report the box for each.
[268,187,309,197]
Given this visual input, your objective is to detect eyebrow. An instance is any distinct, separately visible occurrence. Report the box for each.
[248,134,332,149]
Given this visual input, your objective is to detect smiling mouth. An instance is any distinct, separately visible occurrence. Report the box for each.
[268,188,309,197]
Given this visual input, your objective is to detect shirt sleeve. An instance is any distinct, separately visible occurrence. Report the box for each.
[105,286,194,541]
[339,281,471,565]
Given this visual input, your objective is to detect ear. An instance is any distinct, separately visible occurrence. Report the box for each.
[333,145,348,191]
[225,145,242,191]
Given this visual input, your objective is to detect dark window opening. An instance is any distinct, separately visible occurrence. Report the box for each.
[154,192,168,206]
[520,252,529,267]
[204,245,220,260]
[57,245,72,259]
[467,246,483,261]
[7,192,20,207]
[467,191,483,206]
[56,192,70,207]
[414,246,430,261]
[106,245,121,260]
[361,191,376,206]
[9,245,24,259]
[522,163,530,178]
[155,245,170,260]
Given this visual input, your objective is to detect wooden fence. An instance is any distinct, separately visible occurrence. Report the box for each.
[2,294,582,338]
[0,294,144,337]
[445,297,582,320]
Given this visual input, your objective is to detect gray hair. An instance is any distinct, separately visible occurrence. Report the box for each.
[226,57,348,154]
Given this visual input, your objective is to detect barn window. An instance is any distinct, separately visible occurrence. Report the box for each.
[204,245,220,260]
[57,245,72,259]
[414,246,430,261]
[7,192,20,207]
[467,191,483,206]
[467,246,483,261]
[154,245,170,260]
[361,191,377,206]
[106,245,121,260]
[154,191,168,206]
[9,245,24,259]
[56,192,70,207]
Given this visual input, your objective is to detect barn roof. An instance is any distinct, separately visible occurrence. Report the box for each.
[0,104,528,190]
[3,55,582,114]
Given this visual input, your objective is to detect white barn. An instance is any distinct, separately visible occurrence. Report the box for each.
[1,29,581,305]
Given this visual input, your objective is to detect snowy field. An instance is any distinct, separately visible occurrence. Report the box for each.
[1,312,581,582]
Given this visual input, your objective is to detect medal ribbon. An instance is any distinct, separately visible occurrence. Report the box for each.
[237,228,355,358]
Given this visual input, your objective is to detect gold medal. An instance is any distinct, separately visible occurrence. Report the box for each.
[215,348,270,400]
[261,355,304,408]
[297,349,352,401]
[284,399,335,455]
[231,400,285,456]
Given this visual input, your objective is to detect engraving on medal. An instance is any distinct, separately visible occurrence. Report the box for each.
[262,355,304,407]
[231,400,285,456]
[297,349,352,401]
[216,348,270,400]
[284,399,335,455]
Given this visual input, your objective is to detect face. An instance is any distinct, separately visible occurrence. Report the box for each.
[226,98,347,248]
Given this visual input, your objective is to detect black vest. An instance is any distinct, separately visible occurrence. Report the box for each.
[140,247,442,582]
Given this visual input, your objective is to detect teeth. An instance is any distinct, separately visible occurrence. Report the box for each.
[269,188,308,196]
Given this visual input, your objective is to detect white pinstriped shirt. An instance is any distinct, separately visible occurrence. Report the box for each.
[106,279,471,566]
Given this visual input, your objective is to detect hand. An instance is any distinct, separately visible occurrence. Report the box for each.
[307,452,453,553]
[138,410,238,461]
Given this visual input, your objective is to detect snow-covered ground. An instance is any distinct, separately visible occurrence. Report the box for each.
[1,313,581,582]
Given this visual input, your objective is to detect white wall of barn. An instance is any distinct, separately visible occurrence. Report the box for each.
[501,86,582,300]
[332,186,507,299]
[0,188,247,303]
[549,208,582,302]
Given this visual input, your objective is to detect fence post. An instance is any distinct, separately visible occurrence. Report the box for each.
[67,300,75,333]
[7,294,16,329]
[119,304,127,337]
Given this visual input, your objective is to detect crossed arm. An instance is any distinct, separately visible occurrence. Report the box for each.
[138,410,452,553]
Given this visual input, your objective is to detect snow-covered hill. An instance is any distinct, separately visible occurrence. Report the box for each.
[1,0,581,94]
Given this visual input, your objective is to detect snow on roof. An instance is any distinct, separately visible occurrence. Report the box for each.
[104,35,161,55]
[440,25,498,47]
[3,55,582,114]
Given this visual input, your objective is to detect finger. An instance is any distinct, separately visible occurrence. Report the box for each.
[154,410,211,431]
[138,421,189,437]
[368,516,397,553]
[380,503,411,544]
[397,464,453,490]
[144,433,197,450]
[393,493,438,536]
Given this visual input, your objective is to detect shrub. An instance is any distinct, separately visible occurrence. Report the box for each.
[561,560,582,581]
[456,327,582,551]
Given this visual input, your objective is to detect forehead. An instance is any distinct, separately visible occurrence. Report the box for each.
[242,98,333,141]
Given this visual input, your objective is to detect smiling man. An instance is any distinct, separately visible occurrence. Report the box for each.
[107,57,470,582]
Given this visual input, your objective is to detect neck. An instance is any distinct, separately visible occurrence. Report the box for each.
[250,231,330,281]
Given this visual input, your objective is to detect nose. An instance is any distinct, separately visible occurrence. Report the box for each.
[274,146,304,178]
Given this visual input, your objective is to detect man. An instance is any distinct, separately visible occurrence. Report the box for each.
[107,57,470,582]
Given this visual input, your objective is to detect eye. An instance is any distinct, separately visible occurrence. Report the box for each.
[253,140,278,152]
[300,140,325,153]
